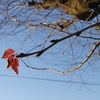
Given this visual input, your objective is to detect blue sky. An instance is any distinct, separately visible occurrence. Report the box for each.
[0,40,100,100]
[0,1,100,100]
[0,69,100,100]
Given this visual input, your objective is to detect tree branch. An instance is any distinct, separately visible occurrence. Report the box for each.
[22,40,100,74]
[16,22,100,58]
[77,6,100,21]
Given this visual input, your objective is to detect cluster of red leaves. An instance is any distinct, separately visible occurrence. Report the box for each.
[2,48,19,75]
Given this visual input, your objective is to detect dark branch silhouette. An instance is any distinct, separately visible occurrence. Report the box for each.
[16,22,100,58]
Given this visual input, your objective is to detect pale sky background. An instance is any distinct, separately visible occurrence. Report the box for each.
[0,36,100,100]
[0,1,100,100]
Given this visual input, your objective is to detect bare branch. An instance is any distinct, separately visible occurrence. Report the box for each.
[16,22,100,58]
[22,40,100,74]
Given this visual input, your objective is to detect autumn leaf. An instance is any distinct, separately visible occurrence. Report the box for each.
[11,58,19,67]
[2,48,19,75]
[7,58,19,74]
[11,58,19,75]
[12,65,19,75]
[7,55,14,68]
[2,48,15,58]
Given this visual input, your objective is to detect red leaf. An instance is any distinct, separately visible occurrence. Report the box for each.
[2,48,15,59]
[6,55,14,68]
[12,65,19,75]
[11,58,19,75]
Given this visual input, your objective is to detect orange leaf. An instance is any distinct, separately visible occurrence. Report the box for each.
[11,58,19,75]
[7,59,11,68]
[2,48,15,59]
[15,58,19,67]
[12,65,19,75]
[6,55,14,68]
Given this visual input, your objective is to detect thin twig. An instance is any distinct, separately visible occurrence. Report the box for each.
[16,22,100,58]
[21,41,100,74]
